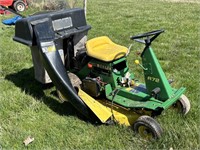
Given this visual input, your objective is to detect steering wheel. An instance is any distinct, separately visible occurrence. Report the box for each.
[130,29,164,45]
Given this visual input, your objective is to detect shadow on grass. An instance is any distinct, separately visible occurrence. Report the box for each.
[5,67,87,120]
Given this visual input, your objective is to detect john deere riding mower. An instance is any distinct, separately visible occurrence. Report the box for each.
[13,8,190,140]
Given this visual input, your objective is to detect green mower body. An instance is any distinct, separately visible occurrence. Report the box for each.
[75,42,186,116]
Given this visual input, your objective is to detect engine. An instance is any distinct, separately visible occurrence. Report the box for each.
[81,77,104,97]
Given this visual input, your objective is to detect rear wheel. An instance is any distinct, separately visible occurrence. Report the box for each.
[57,72,82,102]
[13,1,26,12]
[133,115,163,140]
[57,89,66,103]
[174,94,190,115]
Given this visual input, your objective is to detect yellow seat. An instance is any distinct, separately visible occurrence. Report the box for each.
[86,36,128,62]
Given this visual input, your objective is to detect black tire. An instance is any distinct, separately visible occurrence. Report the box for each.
[13,1,26,12]
[174,94,191,115]
[57,72,82,102]
[133,115,163,140]
[56,89,67,103]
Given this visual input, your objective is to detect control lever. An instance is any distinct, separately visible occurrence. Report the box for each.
[134,60,148,70]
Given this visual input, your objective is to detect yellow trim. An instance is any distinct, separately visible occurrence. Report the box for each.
[97,100,139,126]
[78,89,112,123]
[78,89,151,126]
[86,36,128,62]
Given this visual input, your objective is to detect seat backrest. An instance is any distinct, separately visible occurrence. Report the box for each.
[86,36,112,51]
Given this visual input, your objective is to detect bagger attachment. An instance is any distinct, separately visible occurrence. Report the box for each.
[13,8,113,123]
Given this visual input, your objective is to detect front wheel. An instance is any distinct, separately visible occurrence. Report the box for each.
[174,94,191,115]
[13,1,26,12]
[133,115,163,140]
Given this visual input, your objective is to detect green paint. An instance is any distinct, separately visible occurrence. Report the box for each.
[76,43,185,113]
[142,47,174,100]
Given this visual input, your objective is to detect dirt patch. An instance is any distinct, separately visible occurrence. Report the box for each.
[161,0,200,4]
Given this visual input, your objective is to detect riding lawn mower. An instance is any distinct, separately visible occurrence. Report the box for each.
[13,8,190,140]
[0,0,28,14]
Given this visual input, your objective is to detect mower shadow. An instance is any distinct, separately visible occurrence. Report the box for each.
[5,67,87,120]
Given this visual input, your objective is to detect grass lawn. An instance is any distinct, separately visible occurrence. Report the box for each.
[0,0,199,149]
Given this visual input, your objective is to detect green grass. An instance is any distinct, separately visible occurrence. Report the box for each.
[0,0,199,149]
